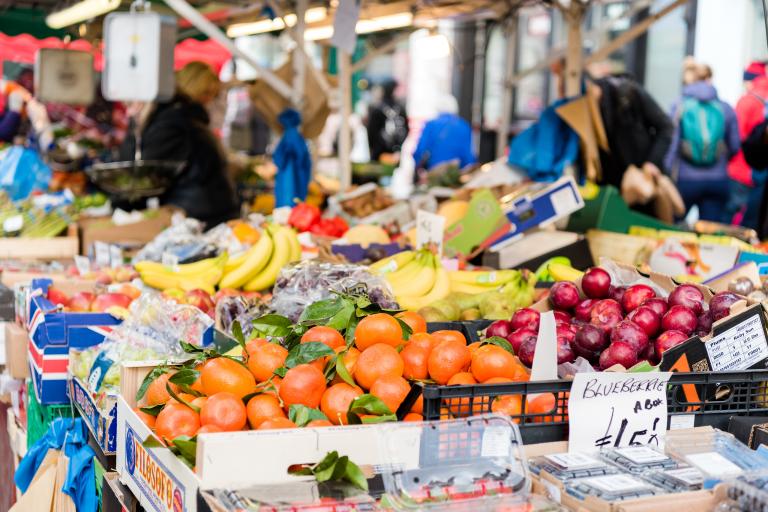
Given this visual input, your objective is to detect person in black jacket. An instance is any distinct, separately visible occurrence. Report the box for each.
[366,80,408,162]
[593,75,674,190]
[120,62,238,226]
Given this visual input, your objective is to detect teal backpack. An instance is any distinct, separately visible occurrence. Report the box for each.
[679,97,726,167]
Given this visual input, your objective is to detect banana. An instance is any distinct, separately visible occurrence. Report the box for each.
[449,281,504,295]
[370,250,415,274]
[139,267,221,294]
[385,252,437,297]
[548,262,584,282]
[382,255,425,288]
[243,227,292,291]
[396,267,451,311]
[134,253,227,276]
[219,230,274,289]
[223,251,248,273]
[448,269,520,286]
[283,227,301,262]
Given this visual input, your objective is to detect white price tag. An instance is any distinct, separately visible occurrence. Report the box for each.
[93,241,110,267]
[664,467,704,486]
[74,256,91,276]
[416,210,445,256]
[545,452,602,470]
[705,313,768,371]
[109,245,123,268]
[669,414,696,430]
[330,0,361,54]
[615,446,669,464]
[582,474,650,493]
[568,372,672,452]
[686,452,743,478]
[146,197,160,210]
[3,214,23,233]
[480,426,511,457]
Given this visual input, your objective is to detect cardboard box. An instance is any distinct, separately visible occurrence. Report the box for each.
[523,430,716,512]
[69,375,117,455]
[1,271,98,295]
[0,224,78,260]
[737,251,768,276]
[482,231,592,270]
[116,361,417,512]
[5,322,28,380]
[103,472,140,512]
[443,188,510,260]
[79,207,176,257]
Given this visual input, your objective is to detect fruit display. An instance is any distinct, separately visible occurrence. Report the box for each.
[339,186,395,218]
[136,253,228,295]
[482,265,747,371]
[288,202,349,238]
[373,249,536,318]
[45,283,139,314]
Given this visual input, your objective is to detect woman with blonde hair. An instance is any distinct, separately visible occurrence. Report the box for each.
[118,61,237,225]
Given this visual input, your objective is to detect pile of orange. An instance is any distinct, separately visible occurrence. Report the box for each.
[135,310,556,444]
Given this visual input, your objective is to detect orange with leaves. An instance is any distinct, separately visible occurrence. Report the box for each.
[396,311,427,334]
[428,340,470,385]
[247,343,288,383]
[370,375,410,414]
[354,313,402,350]
[154,403,200,443]
[320,383,363,425]
[470,345,519,383]
[145,372,179,406]
[133,408,156,429]
[200,392,247,432]
[201,357,256,399]
[259,417,297,430]
[246,394,286,429]
[354,343,404,390]
[301,326,345,350]
[279,364,327,409]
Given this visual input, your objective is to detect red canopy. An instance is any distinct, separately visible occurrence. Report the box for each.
[0,32,231,74]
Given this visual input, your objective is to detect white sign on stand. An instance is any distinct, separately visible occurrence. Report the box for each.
[416,210,445,256]
[568,371,672,452]
[330,0,361,54]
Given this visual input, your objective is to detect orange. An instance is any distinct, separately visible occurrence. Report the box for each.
[133,408,156,429]
[279,364,327,409]
[467,342,482,356]
[331,346,360,385]
[197,424,223,434]
[408,332,437,353]
[428,340,470,385]
[200,392,247,432]
[247,343,288,383]
[354,343,404,390]
[470,345,518,383]
[145,372,179,406]
[483,377,513,384]
[403,412,423,422]
[154,403,200,443]
[400,343,430,380]
[431,330,466,346]
[190,363,205,394]
[259,417,297,430]
[445,372,477,416]
[354,313,402,350]
[370,375,410,414]
[233,222,260,244]
[306,419,333,427]
[246,394,286,429]
[396,311,427,334]
[245,337,268,357]
[191,396,208,409]
[201,357,256,398]
[491,395,522,423]
[168,393,197,406]
[301,326,345,350]
[527,393,568,423]
[410,394,424,414]
[320,383,363,425]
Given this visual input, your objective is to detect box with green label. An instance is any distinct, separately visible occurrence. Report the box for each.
[443,188,510,259]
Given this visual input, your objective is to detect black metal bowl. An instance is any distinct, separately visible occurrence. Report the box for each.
[86,160,185,201]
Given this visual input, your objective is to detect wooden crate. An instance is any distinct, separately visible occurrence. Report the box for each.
[0,225,78,260]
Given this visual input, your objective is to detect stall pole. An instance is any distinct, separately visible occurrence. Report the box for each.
[293,0,309,109]
[496,18,517,159]
[563,1,586,98]
[338,51,353,191]
[470,20,486,156]
[163,0,293,100]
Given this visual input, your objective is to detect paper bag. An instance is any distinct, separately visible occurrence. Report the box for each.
[10,449,59,512]
[621,164,656,206]
[654,174,686,222]
[53,454,76,512]
[556,90,607,182]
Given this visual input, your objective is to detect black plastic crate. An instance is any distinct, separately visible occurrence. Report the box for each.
[426,320,493,343]
[416,371,768,444]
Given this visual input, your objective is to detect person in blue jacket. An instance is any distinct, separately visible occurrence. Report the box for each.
[413,94,476,171]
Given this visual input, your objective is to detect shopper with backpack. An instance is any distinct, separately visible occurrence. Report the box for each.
[664,65,740,222]
[367,80,409,162]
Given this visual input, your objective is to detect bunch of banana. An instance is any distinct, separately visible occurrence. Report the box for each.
[136,253,228,295]
[219,224,301,292]
[369,250,415,275]
[533,256,573,282]
[377,249,450,311]
[548,262,584,282]
[447,269,524,294]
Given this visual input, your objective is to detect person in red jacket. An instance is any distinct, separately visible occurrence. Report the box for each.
[726,61,768,228]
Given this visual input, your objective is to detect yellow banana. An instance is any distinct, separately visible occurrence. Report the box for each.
[219,230,274,289]
[548,262,584,282]
[449,281,504,295]
[448,269,520,286]
[385,253,436,297]
[397,267,451,311]
[243,228,292,291]
[283,227,301,262]
[223,251,248,273]
[139,267,221,294]
[134,253,227,276]
[370,250,415,274]
[382,257,424,287]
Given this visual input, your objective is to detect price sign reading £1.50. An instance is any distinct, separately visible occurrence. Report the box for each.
[416,210,445,257]
[568,372,672,453]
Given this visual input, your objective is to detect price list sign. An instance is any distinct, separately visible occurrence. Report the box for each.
[568,372,672,452]
[705,313,768,371]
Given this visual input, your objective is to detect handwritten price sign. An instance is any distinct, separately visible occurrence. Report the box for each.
[568,372,672,452]
[416,210,445,256]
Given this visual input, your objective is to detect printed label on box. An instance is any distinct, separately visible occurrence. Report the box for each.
[615,446,670,464]
[705,314,768,371]
[480,426,511,457]
[124,423,186,512]
[685,452,742,478]
[582,474,649,493]
[545,452,602,470]
[664,467,704,486]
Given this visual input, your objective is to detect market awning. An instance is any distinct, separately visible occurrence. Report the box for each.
[0,32,231,74]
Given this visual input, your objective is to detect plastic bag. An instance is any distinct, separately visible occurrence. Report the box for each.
[132,218,205,262]
[216,295,273,339]
[0,146,51,200]
[271,261,398,322]
[71,292,213,394]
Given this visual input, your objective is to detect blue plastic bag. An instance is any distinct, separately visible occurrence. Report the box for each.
[0,145,51,200]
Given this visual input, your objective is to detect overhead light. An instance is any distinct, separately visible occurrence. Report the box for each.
[46,0,120,29]
[305,12,414,41]
[304,26,334,41]
[227,7,327,38]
